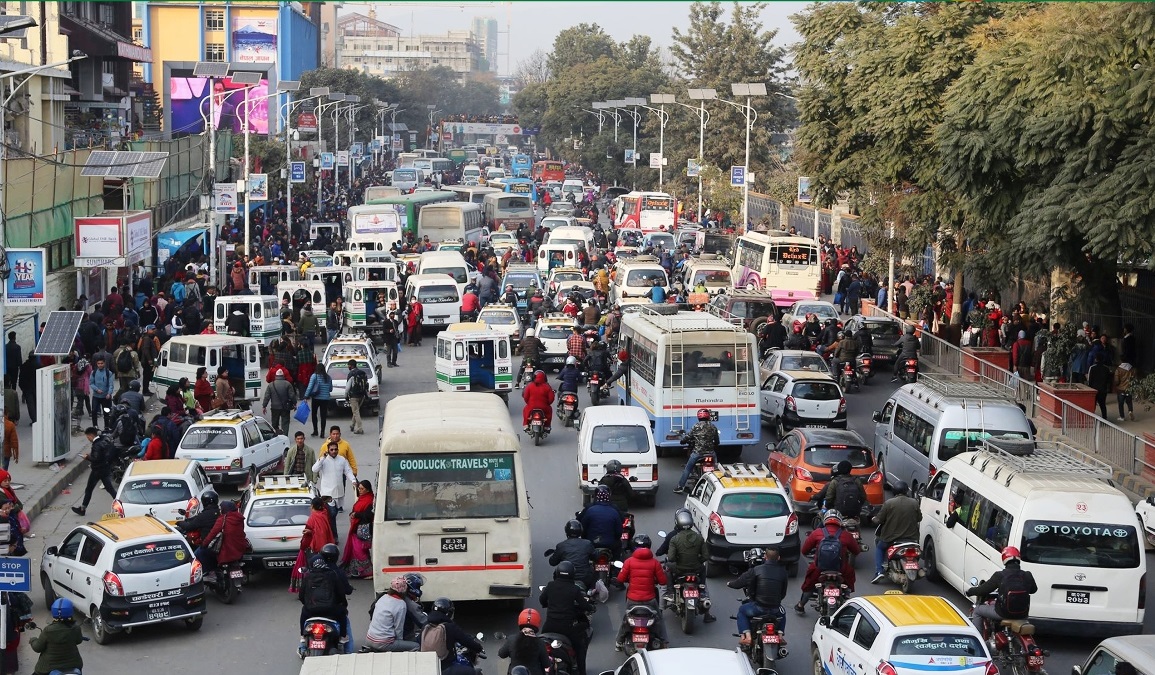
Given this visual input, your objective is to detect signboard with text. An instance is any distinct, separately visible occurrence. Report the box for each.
[214,182,237,214]
[4,248,45,306]
[320,153,335,170]
[730,166,746,187]
[289,162,306,183]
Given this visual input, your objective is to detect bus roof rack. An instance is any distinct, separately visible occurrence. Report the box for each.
[971,437,1113,487]
[256,475,310,491]
[638,304,681,316]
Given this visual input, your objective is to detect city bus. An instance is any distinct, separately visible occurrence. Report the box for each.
[612,305,759,459]
[511,154,532,178]
[374,392,531,601]
[446,185,501,206]
[503,177,539,203]
[347,204,404,250]
[616,191,676,232]
[531,160,565,183]
[730,231,821,308]
[481,192,535,231]
[417,202,485,246]
[363,185,402,202]
[364,191,456,241]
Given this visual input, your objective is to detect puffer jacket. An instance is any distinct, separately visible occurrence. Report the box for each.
[303,371,333,401]
[617,547,667,602]
[666,529,709,574]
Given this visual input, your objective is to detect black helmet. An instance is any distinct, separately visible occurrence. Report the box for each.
[432,597,455,618]
[891,480,909,497]
[632,533,652,550]
[201,491,219,508]
[319,543,339,564]
[605,459,622,474]
[836,460,852,476]
[564,519,583,538]
[404,573,426,598]
[555,560,576,580]
[129,379,141,392]
[674,509,694,531]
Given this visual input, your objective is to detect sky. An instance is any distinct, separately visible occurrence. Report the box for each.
[339,1,809,77]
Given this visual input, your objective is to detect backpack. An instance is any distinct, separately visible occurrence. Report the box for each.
[346,370,368,398]
[301,566,337,608]
[116,349,134,375]
[419,621,450,660]
[832,477,865,518]
[815,527,844,572]
[998,568,1032,619]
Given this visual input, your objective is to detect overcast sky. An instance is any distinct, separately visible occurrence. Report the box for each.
[343,1,809,76]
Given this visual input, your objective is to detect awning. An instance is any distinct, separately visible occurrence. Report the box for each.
[0,59,71,79]
[59,12,152,63]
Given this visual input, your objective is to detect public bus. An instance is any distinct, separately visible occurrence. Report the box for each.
[612,305,759,459]
[511,154,532,178]
[364,191,456,241]
[503,177,539,203]
[531,160,565,183]
[730,231,821,308]
[417,202,485,246]
[446,185,501,206]
[374,392,531,601]
[481,192,535,231]
[347,204,404,250]
[363,185,402,202]
[617,191,676,232]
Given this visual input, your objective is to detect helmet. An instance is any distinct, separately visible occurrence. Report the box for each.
[825,319,836,326]
[742,548,765,565]
[605,459,623,474]
[390,576,409,594]
[129,379,141,392]
[824,510,844,527]
[674,509,694,531]
[525,328,535,337]
[618,349,629,361]
[518,608,542,630]
[594,485,611,503]
[554,561,575,580]
[319,543,340,564]
[432,597,455,618]
[632,533,652,549]
[837,331,845,339]
[835,460,852,476]
[566,356,577,366]
[697,408,711,421]
[404,573,425,598]
[51,598,74,620]
[564,519,584,538]
[793,324,803,334]
[890,480,909,497]
[201,491,219,508]
[1001,546,1021,564]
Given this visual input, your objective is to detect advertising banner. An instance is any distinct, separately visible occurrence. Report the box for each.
[320,153,335,170]
[214,182,237,214]
[624,149,636,165]
[4,248,45,306]
[337,151,350,167]
[170,76,269,135]
[798,176,813,204]
[351,142,364,157]
[687,159,700,178]
[75,216,121,258]
[248,174,269,201]
[231,16,277,64]
[649,153,662,169]
[297,111,317,133]
[443,122,527,136]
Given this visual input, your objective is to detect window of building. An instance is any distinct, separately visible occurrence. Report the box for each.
[99,3,115,26]
[45,237,74,273]
[205,8,224,32]
[205,43,226,62]
[132,26,142,44]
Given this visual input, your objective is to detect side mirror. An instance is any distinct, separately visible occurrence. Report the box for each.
[818,616,830,628]
[969,577,980,586]
[1072,667,1083,675]
[475,632,485,642]
[46,546,58,556]
[1147,496,1155,506]
[493,631,507,641]
[612,560,624,569]
[177,509,188,516]
[657,530,668,538]
[872,411,881,423]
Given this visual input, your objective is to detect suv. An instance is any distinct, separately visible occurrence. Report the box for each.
[767,428,883,516]
[759,370,846,435]
[241,474,318,571]
[321,332,377,365]
[707,289,779,333]
[41,515,206,644]
[535,313,577,370]
[682,463,800,576]
[112,459,214,524]
[501,264,544,320]
[175,410,289,487]
[841,314,903,369]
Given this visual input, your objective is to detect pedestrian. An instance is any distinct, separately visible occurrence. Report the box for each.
[2,413,16,471]
[1114,361,1135,423]
[296,336,317,388]
[213,366,236,410]
[302,366,333,437]
[17,353,37,423]
[71,427,117,517]
[382,302,402,367]
[3,332,20,390]
[89,357,114,428]
[405,296,423,346]
[193,367,214,412]
[1087,353,1113,419]
[136,325,162,396]
[344,359,368,435]
[71,358,92,420]
[312,442,356,538]
[111,341,140,400]
[284,431,317,483]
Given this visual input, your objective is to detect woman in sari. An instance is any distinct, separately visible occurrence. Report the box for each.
[289,496,336,593]
[340,480,374,579]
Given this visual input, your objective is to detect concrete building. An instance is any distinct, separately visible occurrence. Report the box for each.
[471,16,497,73]
[317,0,341,67]
[0,1,74,154]
[336,10,481,83]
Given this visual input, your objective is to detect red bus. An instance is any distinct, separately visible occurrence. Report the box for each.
[531,161,565,183]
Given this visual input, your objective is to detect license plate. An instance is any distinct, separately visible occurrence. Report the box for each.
[433,318,445,325]
[147,608,171,621]
[229,569,245,579]
[1028,656,1045,668]
[762,634,781,644]
[441,537,468,553]
[823,587,841,598]
[595,563,609,572]
[1066,590,1091,604]
[619,466,630,476]
[631,633,649,645]
[903,562,919,570]
[266,559,294,569]
[309,639,327,650]
[564,404,574,411]
[683,588,699,598]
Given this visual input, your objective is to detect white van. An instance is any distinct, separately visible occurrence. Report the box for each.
[462,165,482,185]
[536,242,582,275]
[920,437,1145,636]
[610,255,668,304]
[681,256,733,295]
[308,222,340,242]
[416,250,473,295]
[212,295,282,346]
[562,178,585,200]
[547,225,595,253]
[434,323,513,400]
[154,335,262,402]
[405,273,461,328]
[277,281,328,329]
[577,406,658,506]
[351,260,398,284]
[871,375,1033,494]
[248,265,300,295]
[390,168,420,191]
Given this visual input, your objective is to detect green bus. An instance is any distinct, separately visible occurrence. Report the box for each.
[365,190,456,242]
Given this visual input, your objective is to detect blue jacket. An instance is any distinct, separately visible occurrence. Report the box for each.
[303,372,333,401]
[579,502,623,548]
[650,285,666,303]
[90,367,115,399]
[556,365,582,393]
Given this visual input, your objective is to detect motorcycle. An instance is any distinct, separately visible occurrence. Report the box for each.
[970,581,1048,675]
[838,360,860,393]
[587,372,603,405]
[300,616,345,658]
[621,603,662,655]
[884,541,925,593]
[681,440,717,487]
[732,558,787,672]
[620,513,636,556]
[855,353,874,384]
[204,559,247,604]
[900,357,920,383]
[528,408,549,446]
[539,633,580,675]
[812,571,848,619]
[662,556,711,634]
[558,391,580,428]
[518,361,538,389]
[454,637,487,675]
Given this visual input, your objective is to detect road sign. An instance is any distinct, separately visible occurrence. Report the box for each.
[687,159,700,177]
[0,558,30,592]
[649,153,662,169]
[730,165,746,187]
[289,161,306,183]
[351,142,364,157]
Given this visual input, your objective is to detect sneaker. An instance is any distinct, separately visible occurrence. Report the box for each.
[672,486,684,494]
[794,603,806,616]
[524,425,531,433]
[703,613,717,624]
[871,573,885,584]
[1118,417,1126,423]
[71,506,86,516]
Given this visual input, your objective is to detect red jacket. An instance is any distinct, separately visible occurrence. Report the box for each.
[617,547,667,602]
[205,510,249,564]
[522,373,555,410]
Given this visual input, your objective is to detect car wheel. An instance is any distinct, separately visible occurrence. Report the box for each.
[775,417,787,440]
[923,537,940,582]
[812,648,823,675]
[186,615,204,631]
[41,573,56,610]
[91,605,112,645]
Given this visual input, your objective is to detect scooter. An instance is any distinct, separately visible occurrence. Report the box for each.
[518,361,538,388]
[883,541,925,593]
[855,353,874,384]
[838,360,860,393]
[812,571,848,619]
[970,581,1049,675]
[539,633,579,675]
[557,391,580,427]
[620,603,662,655]
[900,357,919,383]
[527,408,549,446]
[587,371,604,405]
[300,616,346,658]
[204,559,247,604]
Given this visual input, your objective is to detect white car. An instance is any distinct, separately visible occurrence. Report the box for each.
[112,459,213,524]
[489,231,518,246]
[535,313,577,370]
[603,647,759,675]
[41,515,206,644]
[759,349,830,383]
[811,594,993,675]
[324,355,382,413]
[175,411,289,487]
[477,303,523,350]
[321,332,377,365]
[241,474,318,571]
[781,300,840,331]
[759,369,846,434]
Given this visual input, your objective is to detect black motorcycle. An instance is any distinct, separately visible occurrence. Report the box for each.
[204,559,247,604]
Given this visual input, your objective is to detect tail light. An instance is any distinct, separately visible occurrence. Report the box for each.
[311,622,328,637]
[703,456,716,471]
[868,471,883,484]
[985,662,1000,675]
[862,358,872,367]
[531,411,543,421]
[1026,645,1045,670]
[189,559,203,585]
[904,548,919,559]
[838,397,847,414]
[785,512,799,536]
[369,386,379,396]
[785,396,797,412]
[597,552,609,564]
[877,661,899,675]
[493,552,518,562]
[793,467,813,482]
[111,500,125,518]
[582,465,588,481]
[103,571,125,596]
[230,457,243,469]
[843,362,853,374]
[708,512,725,536]
[929,463,938,478]
[1140,573,1147,610]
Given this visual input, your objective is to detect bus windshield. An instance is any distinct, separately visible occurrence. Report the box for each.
[421,209,462,230]
[667,345,739,387]
[383,452,519,519]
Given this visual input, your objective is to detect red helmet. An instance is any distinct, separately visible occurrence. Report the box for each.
[518,608,542,630]
[1001,546,1021,564]
[618,349,629,361]
[793,324,803,334]
[697,409,711,421]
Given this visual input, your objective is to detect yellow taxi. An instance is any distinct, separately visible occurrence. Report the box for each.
[681,463,801,576]
[240,474,318,571]
[811,593,994,675]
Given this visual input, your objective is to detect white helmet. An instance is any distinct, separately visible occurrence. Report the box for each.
[524,328,535,337]
[566,356,577,366]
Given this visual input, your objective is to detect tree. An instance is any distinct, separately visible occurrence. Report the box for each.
[512,49,551,88]
[546,24,617,75]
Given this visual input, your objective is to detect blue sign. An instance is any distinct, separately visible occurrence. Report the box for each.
[351,142,364,157]
[290,161,306,183]
[730,165,746,187]
[370,139,381,152]
[5,248,45,306]
[0,557,30,592]
[320,153,335,170]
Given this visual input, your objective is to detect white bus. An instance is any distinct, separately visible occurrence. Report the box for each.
[417,202,485,246]
[731,231,821,309]
[374,392,531,601]
[346,204,403,250]
[446,185,501,206]
[612,305,759,460]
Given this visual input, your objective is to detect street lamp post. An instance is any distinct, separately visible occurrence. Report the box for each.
[426,104,441,151]
[236,75,296,259]
[621,98,645,189]
[387,105,405,161]
[603,100,625,145]
[642,94,674,188]
[341,95,362,188]
[685,89,716,223]
[314,93,346,214]
[716,83,766,229]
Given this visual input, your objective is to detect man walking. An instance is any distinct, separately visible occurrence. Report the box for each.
[345,360,369,435]
[262,369,297,435]
[112,341,140,399]
[4,332,20,390]
[136,325,162,396]
[89,356,114,429]
[71,427,117,516]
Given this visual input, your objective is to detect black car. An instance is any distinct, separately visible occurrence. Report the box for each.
[842,315,904,364]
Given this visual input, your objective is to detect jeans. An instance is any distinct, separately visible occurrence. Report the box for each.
[1094,392,1108,418]
[385,343,399,366]
[678,451,702,489]
[875,538,890,576]
[366,638,419,652]
[195,546,218,571]
[310,398,329,435]
[1118,393,1134,418]
[737,602,784,633]
[92,395,110,428]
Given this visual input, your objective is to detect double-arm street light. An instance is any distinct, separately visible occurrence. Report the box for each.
[616,98,645,188]
[592,102,622,145]
[684,89,716,223]
[714,82,766,229]
[638,94,673,188]
[314,92,346,212]
[279,86,328,238]
[427,104,442,152]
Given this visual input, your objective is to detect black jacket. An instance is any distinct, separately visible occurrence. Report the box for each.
[89,436,117,473]
[894,334,920,360]
[538,579,593,634]
[762,322,787,350]
[498,631,551,675]
[425,610,484,666]
[967,562,1037,618]
[548,537,595,585]
[177,503,221,541]
[598,473,632,513]
[728,561,788,607]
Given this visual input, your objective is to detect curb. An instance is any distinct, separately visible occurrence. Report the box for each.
[25,452,91,523]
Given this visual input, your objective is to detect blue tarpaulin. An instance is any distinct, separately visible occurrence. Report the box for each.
[157,227,207,257]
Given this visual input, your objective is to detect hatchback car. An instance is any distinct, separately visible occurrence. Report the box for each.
[241,474,318,571]
[759,370,846,435]
[842,315,904,368]
[781,300,840,331]
[324,355,381,413]
[599,648,758,675]
[112,459,213,524]
[682,463,800,576]
[174,410,289,487]
[477,303,523,351]
[321,332,377,365]
[759,349,830,383]
[811,594,993,675]
[767,428,884,515]
[41,515,206,644]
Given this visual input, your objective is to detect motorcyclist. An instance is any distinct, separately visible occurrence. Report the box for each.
[614,533,668,651]
[597,459,633,513]
[461,285,481,320]
[539,562,593,675]
[501,284,519,306]
[828,330,860,380]
[117,379,145,413]
[728,548,789,644]
[794,511,861,615]
[801,314,823,344]
[196,500,249,580]
[366,576,419,652]
[519,328,545,375]
[557,356,582,394]
[527,288,546,323]
[672,409,720,494]
[759,315,787,353]
[871,480,921,584]
[784,324,809,350]
[603,350,630,389]
[855,323,874,357]
[31,598,84,675]
[965,547,1037,635]
[497,609,551,675]
[402,573,429,641]
[586,340,612,380]
[175,490,221,545]
[299,543,354,649]
[892,324,920,382]
[659,509,717,623]
[811,460,867,521]
[521,371,555,432]
[424,598,485,675]
[577,486,623,559]
[548,520,596,590]
[817,319,840,354]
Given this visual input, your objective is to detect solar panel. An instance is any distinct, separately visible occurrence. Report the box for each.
[34,311,84,356]
[229,71,263,86]
[136,152,169,179]
[193,62,230,78]
[80,150,169,178]
[79,151,117,177]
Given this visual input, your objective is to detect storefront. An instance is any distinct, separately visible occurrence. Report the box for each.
[73,210,153,307]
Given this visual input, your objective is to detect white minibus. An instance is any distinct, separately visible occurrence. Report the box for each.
[404,274,461,328]
[417,202,484,247]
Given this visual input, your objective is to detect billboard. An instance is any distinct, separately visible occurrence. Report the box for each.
[170,76,270,135]
[5,249,45,306]
[232,16,277,64]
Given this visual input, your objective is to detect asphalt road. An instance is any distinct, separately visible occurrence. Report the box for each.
[20,316,1154,675]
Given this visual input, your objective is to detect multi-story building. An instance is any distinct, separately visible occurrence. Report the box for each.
[336,10,481,83]
[470,16,497,73]
[0,1,73,154]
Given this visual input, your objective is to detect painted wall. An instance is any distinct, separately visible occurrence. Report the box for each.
[279,6,319,81]
[145,5,201,76]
